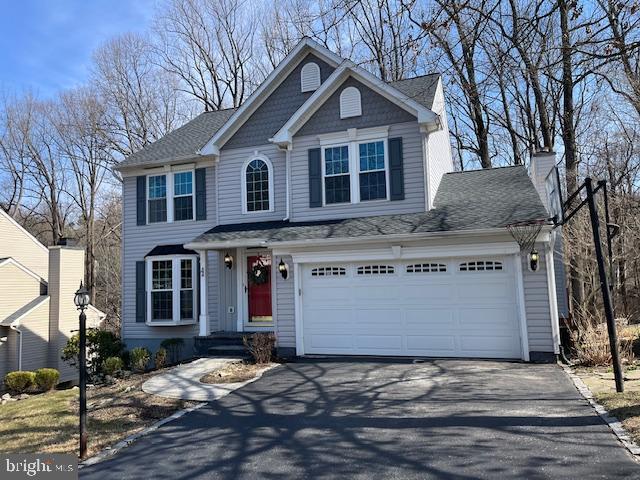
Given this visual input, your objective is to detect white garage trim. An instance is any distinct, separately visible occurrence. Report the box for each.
[294,252,529,360]
[545,245,561,354]
[513,253,530,361]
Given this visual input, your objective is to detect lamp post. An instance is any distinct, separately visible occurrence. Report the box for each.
[74,281,90,459]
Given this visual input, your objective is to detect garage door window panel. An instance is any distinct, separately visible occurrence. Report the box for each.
[356,265,395,275]
[459,260,503,272]
[406,263,447,273]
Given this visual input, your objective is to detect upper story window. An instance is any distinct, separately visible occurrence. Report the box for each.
[242,155,274,214]
[173,171,194,221]
[340,86,362,119]
[301,62,321,92]
[147,255,198,325]
[323,145,351,204]
[148,175,167,223]
[147,170,194,224]
[358,141,387,201]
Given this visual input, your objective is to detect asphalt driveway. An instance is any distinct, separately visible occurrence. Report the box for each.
[80,359,640,479]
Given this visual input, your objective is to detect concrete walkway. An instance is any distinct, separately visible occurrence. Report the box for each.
[142,358,276,401]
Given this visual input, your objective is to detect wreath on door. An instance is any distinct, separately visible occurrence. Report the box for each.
[249,259,270,285]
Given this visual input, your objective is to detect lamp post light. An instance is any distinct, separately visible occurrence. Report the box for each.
[74,281,90,459]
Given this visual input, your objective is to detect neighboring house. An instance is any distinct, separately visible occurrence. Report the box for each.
[0,209,105,384]
[117,38,567,362]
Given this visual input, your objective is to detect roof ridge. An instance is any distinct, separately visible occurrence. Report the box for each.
[444,165,524,175]
[388,72,440,83]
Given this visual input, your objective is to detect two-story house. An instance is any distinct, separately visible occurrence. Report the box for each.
[117,38,565,362]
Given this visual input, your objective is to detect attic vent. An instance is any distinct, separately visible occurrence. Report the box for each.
[340,86,362,119]
[301,62,321,92]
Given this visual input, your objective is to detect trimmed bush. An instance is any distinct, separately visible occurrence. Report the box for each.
[61,328,125,378]
[160,338,185,364]
[154,348,168,370]
[130,347,151,373]
[243,333,276,364]
[34,368,60,391]
[4,371,36,393]
[102,357,124,376]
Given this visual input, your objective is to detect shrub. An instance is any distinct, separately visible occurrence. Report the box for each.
[160,338,185,364]
[102,356,124,376]
[4,371,36,393]
[569,307,635,366]
[154,348,168,370]
[130,347,151,372]
[243,333,276,364]
[61,328,125,378]
[34,368,60,391]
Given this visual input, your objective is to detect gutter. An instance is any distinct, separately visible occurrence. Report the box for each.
[185,225,553,251]
[10,325,22,371]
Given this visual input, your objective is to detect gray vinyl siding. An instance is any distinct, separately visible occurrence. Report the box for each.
[274,255,295,348]
[224,53,335,150]
[217,143,286,224]
[295,76,416,137]
[522,248,555,353]
[121,170,220,340]
[290,121,426,221]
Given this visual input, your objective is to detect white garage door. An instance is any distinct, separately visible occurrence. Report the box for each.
[300,257,522,358]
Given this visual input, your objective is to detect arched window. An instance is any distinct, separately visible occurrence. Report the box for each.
[301,62,321,92]
[243,156,273,213]
[340,86,362,118]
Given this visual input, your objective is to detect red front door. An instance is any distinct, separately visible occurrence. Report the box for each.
[247,254,272,322]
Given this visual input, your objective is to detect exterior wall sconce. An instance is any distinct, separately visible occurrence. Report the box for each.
[529,250,540,272]
[224,252,233,269]
[278,259,289,279]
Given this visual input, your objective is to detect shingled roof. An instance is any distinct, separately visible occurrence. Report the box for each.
[186,166,549,248]
[116,73,440,170]
[117,108,236,169]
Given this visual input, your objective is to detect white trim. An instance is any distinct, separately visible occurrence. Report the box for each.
[236,248,245,332]
[271,64,439,146]
[285,242,520,264]
[339,86,362,118]
[201,38,343,155]
[240,153,275,215]
[198,250,209,336]
[301,62,321,92]
[0,209,49,254]
[293,262,303,356]
[421,130,431,210]
[513,253,531,361]
[185,226,552,251]
[317,125,389,145]
[545,245,561,354]
[145,254,199,326]
[284,146,292,221]
[0,257,48,284]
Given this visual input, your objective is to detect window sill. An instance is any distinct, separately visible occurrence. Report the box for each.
[145,320,197,327]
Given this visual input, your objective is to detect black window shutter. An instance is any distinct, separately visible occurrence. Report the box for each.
[389,137,405,201]
[136,176,146,225]
[195,168,207,220]
[135,261,146,322]
[308,148,322,208]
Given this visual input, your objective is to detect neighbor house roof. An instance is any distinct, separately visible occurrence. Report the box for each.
[388,74,440,110]
[0,295,50,326]
[186,166,550,249]
[117,108,236,169]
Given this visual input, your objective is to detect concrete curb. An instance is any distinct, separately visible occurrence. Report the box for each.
[561,363,640,457]
[79,402,207,468]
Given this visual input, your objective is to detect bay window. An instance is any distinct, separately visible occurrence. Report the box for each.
[146,255,198,325]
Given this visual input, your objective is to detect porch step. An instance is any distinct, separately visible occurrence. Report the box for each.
[207,345,248,357]
[194,333,245,356]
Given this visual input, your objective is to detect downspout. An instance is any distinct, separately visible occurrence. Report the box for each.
[10,325,22,371]
[421,128,431,211]
[284,145,292,221]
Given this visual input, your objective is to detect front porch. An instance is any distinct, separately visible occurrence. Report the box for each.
[196,247,278,337]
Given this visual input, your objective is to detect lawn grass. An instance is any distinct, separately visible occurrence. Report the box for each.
[0,372,197,457]
[576,366,640,444]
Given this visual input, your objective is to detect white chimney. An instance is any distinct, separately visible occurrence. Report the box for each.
[530,151,557,212]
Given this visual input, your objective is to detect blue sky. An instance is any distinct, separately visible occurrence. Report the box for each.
[0,0,157,97]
